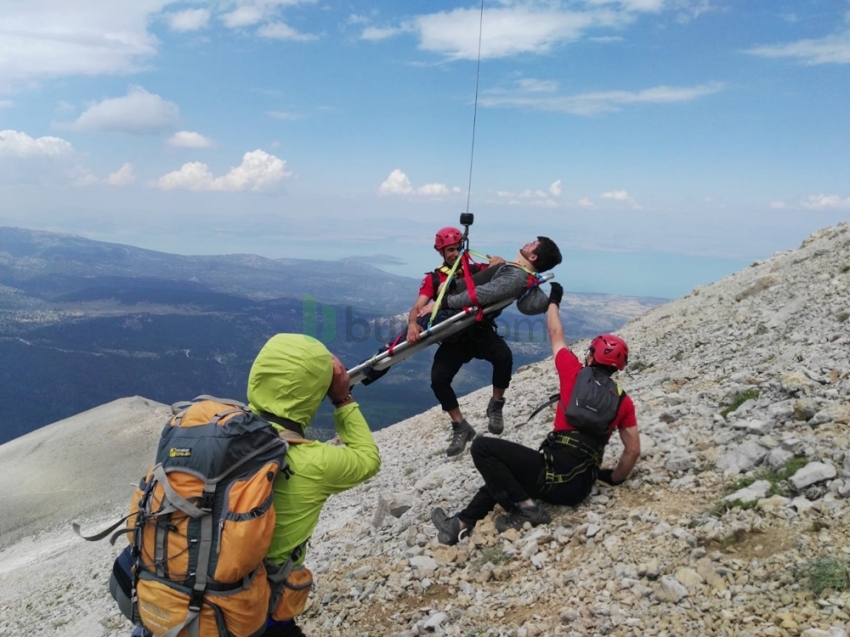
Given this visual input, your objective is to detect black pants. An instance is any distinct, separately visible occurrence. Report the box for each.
[458,437,596,525]
[264,621,306,637]
[430,322,513,412]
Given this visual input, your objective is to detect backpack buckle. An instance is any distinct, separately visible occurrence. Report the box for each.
[189,588,205,611]
[198,493,215,511]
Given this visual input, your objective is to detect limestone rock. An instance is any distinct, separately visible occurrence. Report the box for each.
[716,440,768,474]
[674,567,704,587]
[655,575,689,602]
[790,462,838,490]
[723,480,771,503]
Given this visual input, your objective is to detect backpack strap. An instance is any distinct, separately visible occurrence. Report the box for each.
[265,541,307,615]
[72,515,133,543]
[514,379,626,431]
[260,411,308,440]
[515,392,560,429]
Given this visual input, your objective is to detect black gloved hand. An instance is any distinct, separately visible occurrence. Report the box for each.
[548,282,563,306]
[597,468,623,486]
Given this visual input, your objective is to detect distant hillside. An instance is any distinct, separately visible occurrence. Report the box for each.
[0,226,416,313]
[0,226,662,443]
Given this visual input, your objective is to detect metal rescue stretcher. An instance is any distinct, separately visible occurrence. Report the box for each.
[346,272,554,387]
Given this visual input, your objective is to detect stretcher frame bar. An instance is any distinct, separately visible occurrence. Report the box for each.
[347,273,553,387]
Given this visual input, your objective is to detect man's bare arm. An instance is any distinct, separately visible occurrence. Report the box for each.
[612,426,641,483]
[407,294,431,343]
[546,303,567,357]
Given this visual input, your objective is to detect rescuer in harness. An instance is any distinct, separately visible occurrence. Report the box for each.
[431,283,640,541]
[418,230,562,456]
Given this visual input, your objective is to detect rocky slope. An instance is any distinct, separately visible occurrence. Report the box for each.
[294,222,850,637]
[1,223,849,637]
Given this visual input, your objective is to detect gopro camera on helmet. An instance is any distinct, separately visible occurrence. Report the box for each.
[459,213,474,227]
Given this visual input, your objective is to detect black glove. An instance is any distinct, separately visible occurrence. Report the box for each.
[548,282,563,306]
[597,468,623,486]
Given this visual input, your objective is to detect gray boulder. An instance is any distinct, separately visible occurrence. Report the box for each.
[790,462,837,490]
[716,440,768,474]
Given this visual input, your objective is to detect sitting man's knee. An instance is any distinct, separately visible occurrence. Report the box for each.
[470,436,490,457]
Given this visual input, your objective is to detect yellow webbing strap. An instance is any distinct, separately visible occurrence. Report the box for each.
[428,249,465,327]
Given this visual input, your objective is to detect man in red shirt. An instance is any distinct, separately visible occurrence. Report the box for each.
[407,226,504,456]
[407,228,560,457]
[431,282,640,541]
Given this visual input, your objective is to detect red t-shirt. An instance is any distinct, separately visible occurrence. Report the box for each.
[552,348,637,437]
[418,263,488,301]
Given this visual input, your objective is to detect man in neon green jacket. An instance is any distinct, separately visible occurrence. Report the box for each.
[247,333,381,637]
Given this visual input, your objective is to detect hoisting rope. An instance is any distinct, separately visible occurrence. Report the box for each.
[464,0,486,217]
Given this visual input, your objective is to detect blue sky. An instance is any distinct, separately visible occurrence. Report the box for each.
[1,0,849,298]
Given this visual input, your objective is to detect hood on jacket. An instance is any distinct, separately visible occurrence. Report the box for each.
[247,333,333,428]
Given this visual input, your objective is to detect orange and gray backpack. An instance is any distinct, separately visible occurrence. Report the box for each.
[75,396,308,637]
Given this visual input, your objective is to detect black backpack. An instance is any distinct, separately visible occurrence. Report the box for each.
[563,366,623,438]
[518,366,623,438]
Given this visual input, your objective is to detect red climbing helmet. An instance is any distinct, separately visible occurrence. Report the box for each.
[589,334,629,370]
[434,227,463,251]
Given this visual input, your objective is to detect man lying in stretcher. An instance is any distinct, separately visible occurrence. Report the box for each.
[362,231,562,454]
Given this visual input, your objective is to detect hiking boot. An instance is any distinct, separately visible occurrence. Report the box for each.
[431,507,470,546]
[446,419,476,456]
[495,502,551,533]
[486,397,506,434]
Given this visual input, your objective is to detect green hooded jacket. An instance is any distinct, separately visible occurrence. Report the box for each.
[247,333,381,566]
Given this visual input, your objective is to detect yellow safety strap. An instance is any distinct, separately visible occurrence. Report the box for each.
[429,249,465,327]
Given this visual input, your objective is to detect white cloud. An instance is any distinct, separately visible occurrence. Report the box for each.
[481,81,724,115]
[601,189,642,209]
[746,31,850,65]
[347,14,370,25]
[493,181,563,206]
[268,111,303,121]
[578,196,596,208]
[222,6,265,28]
[72,170,100,186]
[417,183,450,196]
[166,8,210,31]
[106,163,136,186]
[769,200,787,209]
[364,3,713,60]
[0,100,12,109]
[415,7,628,60]
[377,169,455,197]
[0,0,171,84]
[168,131,215,148]
[361,25,414,41]
[69,87,180,134]
[257,22,318,41]
[518,78,559,93]
[0,130,74,157]
[800,194,850,210]
[586,0,665,12]
[155,149,291,192]
[221,1,317,31]
[378,169,413,195]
